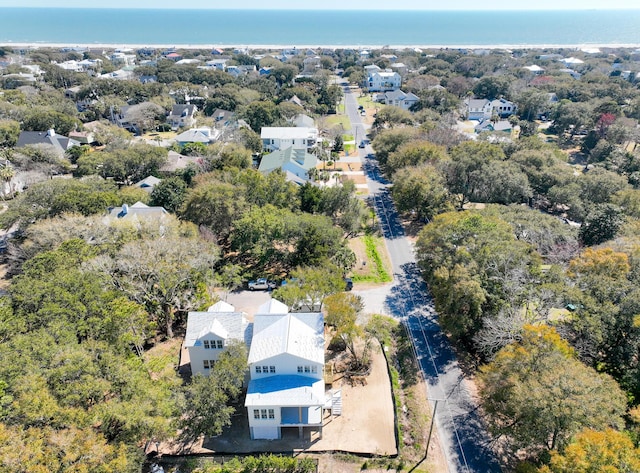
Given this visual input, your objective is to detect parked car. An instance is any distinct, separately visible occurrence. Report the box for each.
[248,278,276,291]
[344,278,353,291]
[359,140,366,148]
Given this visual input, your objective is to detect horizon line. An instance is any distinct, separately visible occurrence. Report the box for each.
[2,6,640,11]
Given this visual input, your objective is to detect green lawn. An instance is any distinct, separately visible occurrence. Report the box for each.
[325,114,352,131]
[357,94,377,110]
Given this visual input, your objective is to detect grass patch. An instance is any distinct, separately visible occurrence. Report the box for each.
[351,234,392,283]
[357,94,377,110]
[342,134,354,142]
[325,114,351,131]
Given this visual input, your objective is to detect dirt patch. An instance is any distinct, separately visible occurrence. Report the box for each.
[343,174,367,185]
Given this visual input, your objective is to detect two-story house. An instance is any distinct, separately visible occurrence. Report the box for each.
[184,301,252,377]
[167,104,197,130]
[466,98,517,120]
[366,71,402,92]
[260,127,318,153]
[245,299,326,440]
[381,90,419,111]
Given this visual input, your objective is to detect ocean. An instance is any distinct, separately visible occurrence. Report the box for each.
[0,8,639,48]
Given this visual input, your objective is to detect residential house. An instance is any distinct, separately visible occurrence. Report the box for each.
[390,62,408,76]
[98,69,135,80]
[134,175,162,193]
[261,127,318,153]
[16,129,79,157]
[559,57,585,67]
[106,202,168,220]
[210,109,236,128]
[466,98,517,120]
[245,299,326,440]
[474,119,512,133]
[258,147,318,184]
[466,98,494,120]
[523,65,545,74]
[110,51,136,67]
[176,58,202,66]
[160,151,202,173]
[363,64,381,75]
[68,130,96,145]
[366,71,402,92]
[491,98,517,118]
[558,68,582,79]
[382,90,419,111]
[174,127,219,145]
[226,65,257,78]
[184,301,252,377]
[291,114,315,128]
[167,104,197,130]
[204,59,228,71]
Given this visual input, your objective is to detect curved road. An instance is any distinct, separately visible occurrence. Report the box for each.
[342,84,501,473]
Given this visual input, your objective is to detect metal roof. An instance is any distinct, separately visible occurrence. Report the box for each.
[245,375,324,407]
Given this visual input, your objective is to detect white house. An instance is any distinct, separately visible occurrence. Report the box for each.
[466,98,494,120]
[366,71,402,92]
[466,98,517,120]
[184,301,251,377]
[174,127,219,145]
[261,127,318,152]
[382,90,419,111]
[245,299,326,440]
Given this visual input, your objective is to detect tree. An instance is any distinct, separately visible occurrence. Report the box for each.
[180,181,247,241]
[539,429,640,473]
[149,176,188,213]
[445,141,506,209]
[371,127,420,167]
[272,264,345,310]
[385,140,448,175]
[0,177,120,230]
[0,119,20,148]
[472,76,511,99]
[180,343,247,440]
[92,222,218,338]
[416,210,538,342]
[391,164,453,221]
[241,101,279,132]
[578,204,625,246]
[324,293,370,371]
[479,326,626,455]
[470,160,532,205]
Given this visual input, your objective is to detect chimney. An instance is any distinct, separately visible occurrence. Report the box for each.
[47,129,55,137]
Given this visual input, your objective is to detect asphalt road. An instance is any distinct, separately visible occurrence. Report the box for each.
[342,84,501,473]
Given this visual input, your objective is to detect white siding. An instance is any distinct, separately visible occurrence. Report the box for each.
[249,353,323,380]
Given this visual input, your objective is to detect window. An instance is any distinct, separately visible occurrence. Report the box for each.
[261,409,268,419]
[203,340,211,349]
[255,366,262,373]
[254,409,260,419]
[297,366,303,373]
[262,366,269,373]
[269,366,276,373]
[304,366,310,373]
[268,409,275,419]
[216,340,224,349]
[311,366,317,374]
[203,360,215,370]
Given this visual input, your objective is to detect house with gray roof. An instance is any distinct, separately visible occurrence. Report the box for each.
[174,127,218,145]
[106,202,168,220]
[134,175,162,193]
[258,148,317,183]
[382,90,419,111]
[167,104,197,130]
[245,299,326,440]
[16,129,79,157]
[185,301,252,377]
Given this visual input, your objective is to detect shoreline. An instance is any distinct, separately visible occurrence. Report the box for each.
[3,41,640,51]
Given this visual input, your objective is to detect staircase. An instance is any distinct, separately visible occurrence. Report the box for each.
[331,389,342,416]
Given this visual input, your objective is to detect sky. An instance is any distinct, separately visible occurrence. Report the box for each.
[1,0,639,9]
